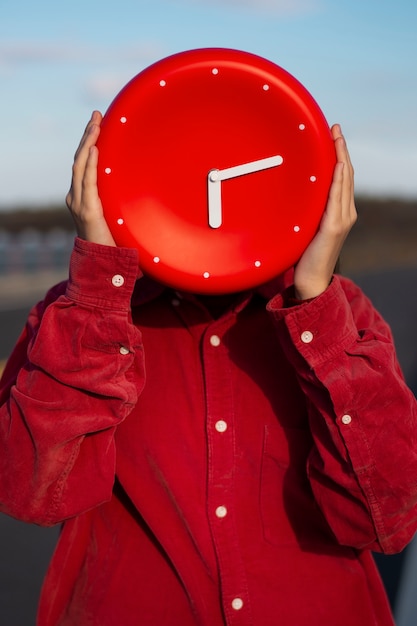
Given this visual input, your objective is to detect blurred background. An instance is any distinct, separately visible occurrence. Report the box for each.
[1,0,417,623]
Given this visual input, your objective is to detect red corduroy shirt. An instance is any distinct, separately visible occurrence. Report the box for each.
[2,238,417,626]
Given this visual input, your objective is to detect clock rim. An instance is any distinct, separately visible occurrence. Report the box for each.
[97,47,336,294]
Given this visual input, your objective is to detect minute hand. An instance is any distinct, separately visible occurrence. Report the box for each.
[209,154,283,182]
[207,154,283,229]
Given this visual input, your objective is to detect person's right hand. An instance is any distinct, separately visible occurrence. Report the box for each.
[66,111,116,246]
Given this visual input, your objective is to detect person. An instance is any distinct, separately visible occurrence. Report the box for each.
[1,110,417,626]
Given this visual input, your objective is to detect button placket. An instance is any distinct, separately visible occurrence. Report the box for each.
[203,320,252,623]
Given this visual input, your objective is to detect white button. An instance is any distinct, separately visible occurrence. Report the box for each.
[210,334,221,347]
[215,420,228,433]
[232,598,244,611]
[111,274,125,287]
[215,506,228,518]
[301,330,313,343]
[119,346,130,355]
[341,414,352,425]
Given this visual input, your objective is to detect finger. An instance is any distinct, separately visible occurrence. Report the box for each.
[333,126,354,178]
[331,123,343,141]
[82,146,100,207]
[322,161,344,230]
[70,122,101,209]
[333,134,355,220]
[83,110,102,139]
[74,111,102,162]
[328,161,344,203]
[73,121,101,168]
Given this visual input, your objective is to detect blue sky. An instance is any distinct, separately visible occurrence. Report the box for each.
[0,0,416,207]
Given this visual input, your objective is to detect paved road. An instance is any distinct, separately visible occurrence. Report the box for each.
[0,291,61,625]
[0,307,31,363]
[1,266,417,625]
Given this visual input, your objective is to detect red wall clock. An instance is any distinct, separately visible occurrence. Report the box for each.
[97,48,336,294]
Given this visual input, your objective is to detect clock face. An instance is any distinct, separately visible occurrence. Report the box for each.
[96,48,336,294]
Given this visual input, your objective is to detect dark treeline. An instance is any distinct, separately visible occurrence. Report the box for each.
[1,197,416,234]
[0,205,73,233]
[1,197,417,274]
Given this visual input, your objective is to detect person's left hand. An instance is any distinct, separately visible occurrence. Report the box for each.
[293,124,357,300]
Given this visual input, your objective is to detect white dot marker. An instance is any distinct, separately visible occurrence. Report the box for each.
[159,79,166,87]
[310,175,317,182]
[293,225,300,233]
[104,167,112,174]
[117,218,124,225]
[153,256,160,263]
[212,68,219,75]
[299,123,306,130]
[254,260,261,267]
[203,272,210,279]
[120,116,127,124]
[263,84,270,91]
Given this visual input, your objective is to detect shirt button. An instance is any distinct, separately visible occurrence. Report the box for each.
[119,346,130,355]
[210,334,221,347]
[215,420,228,433]
[215,505,228,518]
[111,274,125,287]
[301,330,313,344]
[232,598,244,611]
[341,414,352,425]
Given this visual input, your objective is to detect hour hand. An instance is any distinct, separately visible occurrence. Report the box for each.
[207,172,223,228]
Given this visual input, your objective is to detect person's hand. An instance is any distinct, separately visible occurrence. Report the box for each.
[66,111,116,246]
[293,124,356,300]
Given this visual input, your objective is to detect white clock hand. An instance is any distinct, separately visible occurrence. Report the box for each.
[210,155,283,183]
[208,174,222,229]
[207,154,283,229]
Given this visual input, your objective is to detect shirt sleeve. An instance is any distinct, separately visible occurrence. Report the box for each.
[267,274,417,554]
[0,238,145,525]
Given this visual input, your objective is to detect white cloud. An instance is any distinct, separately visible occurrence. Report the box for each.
[349,139,417,198]
[181,0,320,15]
[0,40,164,68]
[0,41,84,65]
[83,73,133,103]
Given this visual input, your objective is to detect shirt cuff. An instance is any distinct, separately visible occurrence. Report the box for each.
[267,275,359,368]
[65,237,140,311]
